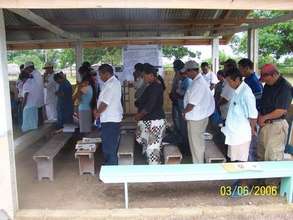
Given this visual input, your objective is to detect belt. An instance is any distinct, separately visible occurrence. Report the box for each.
[265,118,286,124]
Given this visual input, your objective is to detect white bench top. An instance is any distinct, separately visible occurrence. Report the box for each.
[100,161,293,183]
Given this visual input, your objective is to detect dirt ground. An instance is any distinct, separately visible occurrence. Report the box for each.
[16,136,289,211]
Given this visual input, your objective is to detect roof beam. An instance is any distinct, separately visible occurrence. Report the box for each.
[7,39,229,50]
[40,18,265,26]
[1,0,293,10]
[8,9,80,40]
[214,12,293,36]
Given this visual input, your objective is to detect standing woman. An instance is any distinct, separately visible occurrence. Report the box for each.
[135,63,166,165]
[21,72,38,132]
[73,74,96,134]
[54,72,74,130]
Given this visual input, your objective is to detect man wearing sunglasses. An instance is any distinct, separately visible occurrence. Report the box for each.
[257,64,292,162]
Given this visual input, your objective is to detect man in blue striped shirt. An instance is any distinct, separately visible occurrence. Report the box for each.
[238,58,263,111]
[238,58,263,161]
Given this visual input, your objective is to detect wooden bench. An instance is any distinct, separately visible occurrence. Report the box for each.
[75,137,101,175]
[75,148,96,176]
[205,140,227,163]
[14,123,55,154]
[117,134,135,165]
[33,133,72,181]
[163,144,182,164]
[100,161,293,208]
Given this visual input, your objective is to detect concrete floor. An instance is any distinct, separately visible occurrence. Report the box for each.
[15,135,289,211]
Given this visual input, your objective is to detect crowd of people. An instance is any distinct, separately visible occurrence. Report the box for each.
[11,56,292,167]
[169,57,292,166]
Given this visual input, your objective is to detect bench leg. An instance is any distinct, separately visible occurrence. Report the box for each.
[77,155,95,176]
[35,158,54,181]
[124,182,129,209]
[280,177,293,203]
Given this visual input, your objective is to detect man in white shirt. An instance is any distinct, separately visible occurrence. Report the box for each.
[221,67,258,162]
[94,64,123,165]
[24,61,45,126]
[182,60,215,163]
[43,62,58,121]
[201,62,218,92]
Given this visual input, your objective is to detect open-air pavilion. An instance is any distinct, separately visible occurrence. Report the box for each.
[1,1,293,220]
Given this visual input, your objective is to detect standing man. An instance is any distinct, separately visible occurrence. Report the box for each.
[133,63,147,100]
[238,58,263,110]
[258,64,292,161]
[24,61,45,126]
[201,62,218,92]
[182,60,215,163]
[43,62,58,122]
[238,58,263,161]
[169,60,185,134]
[95,64,123,165]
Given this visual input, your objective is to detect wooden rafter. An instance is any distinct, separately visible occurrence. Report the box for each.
[8,9,79,40]
[6,36,228,50]
[214,12,293,36]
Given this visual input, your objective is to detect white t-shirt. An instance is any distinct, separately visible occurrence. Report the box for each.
[220,80,235,119]
[184,73,215,121]
[22,79,39,108]
[31,69,45,107]
[97,76,123,123]
[202,72,218,86]
[16,80,24,98]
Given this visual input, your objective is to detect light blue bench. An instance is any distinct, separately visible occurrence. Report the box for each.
[99,161,293,208]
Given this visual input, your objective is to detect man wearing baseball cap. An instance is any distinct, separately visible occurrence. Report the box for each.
[182,60,215,163]
[257,64,292,161]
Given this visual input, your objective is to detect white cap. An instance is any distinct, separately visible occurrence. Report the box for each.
[181,60,199,72]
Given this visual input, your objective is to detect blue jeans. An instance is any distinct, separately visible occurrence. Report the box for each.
[101,122,120,165]
[172,103,181,133]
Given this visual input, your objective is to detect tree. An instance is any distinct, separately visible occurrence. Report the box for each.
[203,50,234,65]
[59,49,75,69]
[162,46,200,60]
[231,11,293,60]
[83,47,122,66]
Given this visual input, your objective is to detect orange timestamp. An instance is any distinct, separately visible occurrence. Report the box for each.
[219,185,278,197]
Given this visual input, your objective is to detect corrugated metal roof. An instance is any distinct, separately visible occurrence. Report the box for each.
[4,8,251,46]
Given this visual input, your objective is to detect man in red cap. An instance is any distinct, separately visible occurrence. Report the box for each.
[257,64,292,161]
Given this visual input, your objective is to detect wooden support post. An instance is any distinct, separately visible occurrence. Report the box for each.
[0,9,18,219]
[75,41,83,83]
[248,28,259,72]
[212,37,219,73]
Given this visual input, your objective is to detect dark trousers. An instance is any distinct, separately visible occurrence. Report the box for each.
[38,107,43,126]
[101,122,120,165]
[172,103,180,133]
